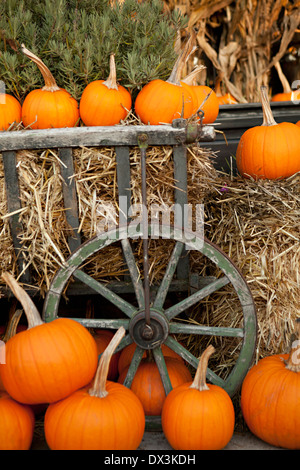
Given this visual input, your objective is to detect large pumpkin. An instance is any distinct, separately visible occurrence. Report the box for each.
[161,345,235,450]
[79,54,131,126]
[0,392,35,450]
[236,85,300,179]
[1,272,98,404]
[241,319,300,449]
[118,353,192,416]
[44,327,145,450]
[182,66,219,124]
[135,35,197,124]
[21,45,79,129]
[0,93,21,131]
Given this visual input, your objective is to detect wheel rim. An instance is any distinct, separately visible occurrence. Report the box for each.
[43,222,257,397]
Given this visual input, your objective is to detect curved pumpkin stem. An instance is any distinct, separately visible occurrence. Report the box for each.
[89,326,125,398]
[103,54,119,91]
[1,309,23,342]
[21,44,60,92]
[167,31,197,86]
[1,272,43,329]
[182,65,206,87]
[286,318,300,372]
[274,61,292,94]
[260,86,277,126]
[190,344,215,392]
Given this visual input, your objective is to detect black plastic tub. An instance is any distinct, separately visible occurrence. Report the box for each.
[202,101,300,174]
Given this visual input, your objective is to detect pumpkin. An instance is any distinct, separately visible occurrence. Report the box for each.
[135,35,197,124]
[236,85,300,179]
[0,93,21,131]
[0,392,35,450]
[161,345,235,450]
[79,54,131,126]
[297,121,300,126]
[182,66,219,124]
[44,327,145,450]
[1,272,98,404]
[215,76,238,105]
[0,309,23,392]
[118,352,192,416]
[93,329,120,380]
[271,61,300,102]
[118,341,184,374]
[241,318,300,450]
[21,45,79,129]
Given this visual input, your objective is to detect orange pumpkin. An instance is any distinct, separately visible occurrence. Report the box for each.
[44,327,145,450]
[215,76,238,105]
[135,36,197,124]
[1,272,98,404]
[79,54,131,126]
[236,85,300,179]
[182,66,219,124]
[21,45,79,129]
[118,341,183,374]
[297,121,300,126]
[0,391,35,450]
[0,93,21,131]
[241,319,300,450]
[162,345,235,450]
[118,353,192,416]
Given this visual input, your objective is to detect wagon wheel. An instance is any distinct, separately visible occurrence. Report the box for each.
[43,221,257,399]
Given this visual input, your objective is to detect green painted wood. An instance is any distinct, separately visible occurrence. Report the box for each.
[169,323,244,337]
[152,347,173,395]
[122,344,144,388]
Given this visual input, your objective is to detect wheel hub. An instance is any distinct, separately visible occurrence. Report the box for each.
[129,309,169,349]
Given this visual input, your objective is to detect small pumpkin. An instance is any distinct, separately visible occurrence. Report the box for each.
[0,93,21,131]
[271,61,300,102]
[118,341,184,374]
[182,66,219,124]
[236,85,300,179]
[241,318,300,450]
[21,45,79,129]
[0,392,35,450]
[44,327,145,450]
[215,76,238,105]
[161,345,235,450]
[134,35,197,124]
[118,352,192,416]
[1,272,98,404]
[79,54,132,126]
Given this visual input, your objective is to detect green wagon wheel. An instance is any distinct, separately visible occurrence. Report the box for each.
[43,222,256,398]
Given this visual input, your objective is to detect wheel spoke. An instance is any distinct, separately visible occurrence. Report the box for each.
[164,275,230,320]
[164,336,225,387]
[66,317,130,330]
[153,241,185,310]
[122,344,144,388]
[152,347,172,395]
[169,322,244,338]
[121,238,145,309]
[73,269,136,318]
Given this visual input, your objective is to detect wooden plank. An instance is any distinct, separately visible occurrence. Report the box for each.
[2,151,31,283]
[115,146,131,225]
[58,147,81,252]
[0,124,215,152]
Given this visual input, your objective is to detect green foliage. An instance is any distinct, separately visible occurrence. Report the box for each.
[0,0,187,102]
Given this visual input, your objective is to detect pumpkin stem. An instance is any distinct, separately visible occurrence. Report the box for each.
[89,326,125,398]
[167,31,197,86]
[286,318,300,372]
[103,54,119,91]
[1,309,23,342]
[190,344,215,392]
[1,272,43,329]
[21,44,60,92]
[260,86,277,126]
